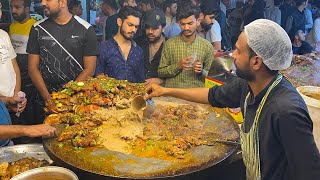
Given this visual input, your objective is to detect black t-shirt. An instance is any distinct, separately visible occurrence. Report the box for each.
[16,54,31,86]
[136,37,164,79]
[292,41,313,55]
[208,76,320,180]
[27,16,99,92]
[105,13,118,41]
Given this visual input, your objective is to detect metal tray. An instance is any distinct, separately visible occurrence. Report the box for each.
[0,143,53,164]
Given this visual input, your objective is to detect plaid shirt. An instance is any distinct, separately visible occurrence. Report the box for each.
[158,35,214,88]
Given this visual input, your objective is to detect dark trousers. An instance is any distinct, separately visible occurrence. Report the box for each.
[10,84,45,144]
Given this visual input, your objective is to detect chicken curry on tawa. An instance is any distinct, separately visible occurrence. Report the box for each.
[44,74,237,160]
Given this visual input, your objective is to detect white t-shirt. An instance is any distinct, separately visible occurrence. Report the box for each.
[0,29,17,97]
[206,20,222,43]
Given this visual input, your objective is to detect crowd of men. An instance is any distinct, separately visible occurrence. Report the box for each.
[0,0,320,179]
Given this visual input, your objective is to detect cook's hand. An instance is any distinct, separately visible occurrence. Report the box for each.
[7,96,27,113]
[44,94,52,103]
[194,60,203,74]
[144,84,166,100]
[23,124,56,138]
[145,78,164,86]
[177,56,193,70]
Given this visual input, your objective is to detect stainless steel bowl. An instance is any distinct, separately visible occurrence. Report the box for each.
[11,166,79,180]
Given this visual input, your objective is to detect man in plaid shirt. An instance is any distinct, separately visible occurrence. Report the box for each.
[158,4,214,88]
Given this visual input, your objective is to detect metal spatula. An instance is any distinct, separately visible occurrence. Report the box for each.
[202,131,240,146]
[202,139,240,146]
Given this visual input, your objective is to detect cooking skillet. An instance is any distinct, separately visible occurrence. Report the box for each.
[43,97,240,179]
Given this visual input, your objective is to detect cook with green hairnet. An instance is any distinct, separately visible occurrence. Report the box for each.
[144,19,320,180]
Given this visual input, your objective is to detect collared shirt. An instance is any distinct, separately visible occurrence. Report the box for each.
[96,38,145,83]
[158,35,213,88]
[208,76,320,180]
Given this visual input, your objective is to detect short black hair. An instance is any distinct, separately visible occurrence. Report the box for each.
[23,0,31,7]
[274,0,283,6]
[200,0,220,16]
[14,0,31,7]
[118,0,133,8]
[163,0,176,11]
[68,0,81,11]
[295,0,306,7]
[288,28,302,42]
[176,3,199,21]
[140,0,155,7]
[103,0,118,10]
[118,6,142,21]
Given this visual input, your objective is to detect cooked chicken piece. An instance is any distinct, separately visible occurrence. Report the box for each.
[60,113,76,124]
[72,133,98,147]
[57,125,83,141]
[0,162,10,180]
[8,158,49,178]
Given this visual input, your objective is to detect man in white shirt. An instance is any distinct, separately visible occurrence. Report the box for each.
[0,2,21,108]
[206,20,222,50]
[0,30,19,98]
[196,1,222,51]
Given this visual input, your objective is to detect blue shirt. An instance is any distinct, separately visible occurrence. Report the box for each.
[164,23,181,39]
[0,100,12,146]
[95,38,145,83]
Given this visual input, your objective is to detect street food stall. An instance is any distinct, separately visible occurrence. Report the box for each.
[0,74,241,179]
[2,52,319,179]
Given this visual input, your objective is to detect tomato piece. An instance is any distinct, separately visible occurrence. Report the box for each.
[102,98,111,103]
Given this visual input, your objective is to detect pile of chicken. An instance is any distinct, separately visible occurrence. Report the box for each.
[45,74,145,114]
[281,53,320,87]
[135,104,210,159]
[45,74,217,159]
[45,74,145,148]
[0,158,50,180]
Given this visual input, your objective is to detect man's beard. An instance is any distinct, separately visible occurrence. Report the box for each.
[120,26,135,40]
[200,21,212,32]
[13,12,27,22]
[235,62,255,81]
[147,33,161,43]
[44,7,60,18]
[182,29,196,37]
